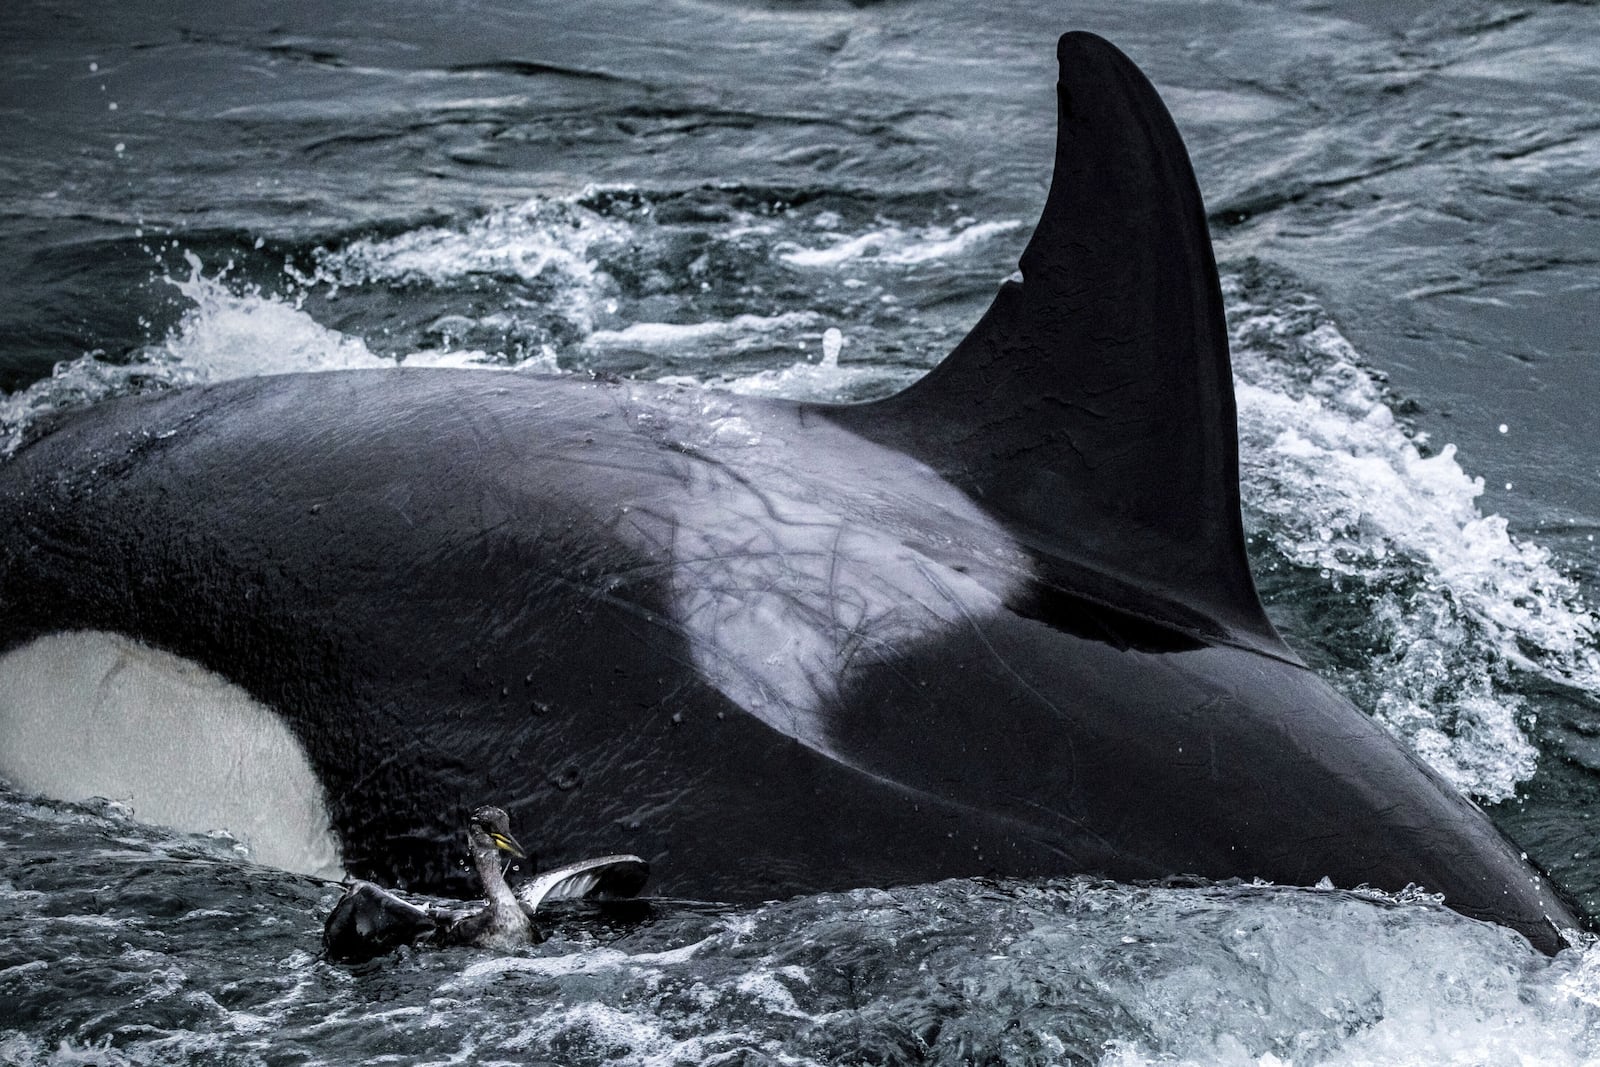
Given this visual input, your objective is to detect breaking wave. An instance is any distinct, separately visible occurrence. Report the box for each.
[1226,261,1600,800]
[2,789,1599,1067]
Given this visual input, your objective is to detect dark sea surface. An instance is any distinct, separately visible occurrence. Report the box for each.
[3,0,1600,1063]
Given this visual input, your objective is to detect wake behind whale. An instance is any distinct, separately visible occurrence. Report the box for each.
[0,32,1581,953]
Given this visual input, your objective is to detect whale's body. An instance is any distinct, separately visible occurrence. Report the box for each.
[0,33,1580,952]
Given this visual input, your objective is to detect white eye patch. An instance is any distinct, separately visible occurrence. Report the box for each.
[0,629,343,879]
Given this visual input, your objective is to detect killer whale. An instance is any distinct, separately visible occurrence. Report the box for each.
[0,33,1581,953]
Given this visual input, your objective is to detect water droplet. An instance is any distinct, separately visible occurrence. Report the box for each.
[821,327,843,368]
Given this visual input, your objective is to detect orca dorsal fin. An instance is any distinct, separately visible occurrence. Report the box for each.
[831,32,1285,655]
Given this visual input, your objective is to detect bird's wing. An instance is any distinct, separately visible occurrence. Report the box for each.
[516,855,650,915]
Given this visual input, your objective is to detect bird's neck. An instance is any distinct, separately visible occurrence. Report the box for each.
[472,843,523,918]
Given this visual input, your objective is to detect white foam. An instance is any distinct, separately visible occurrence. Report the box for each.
[733,971,809,1017]
[777,218,1021,268]
[312,195,623,339]
[1225,273,1600,799]
[0,254,392,458]
[504,1001,805,1067]
[666,326,922,403]
[0,352,172,458]
[160,252,389,379]
[0,203,1019,454]
[315,198,623,291]
[0,631,343,879]
[474,883,1600,1065]
[444,937,714,992]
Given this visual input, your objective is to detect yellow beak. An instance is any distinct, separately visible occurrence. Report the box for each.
[488,831,526,858]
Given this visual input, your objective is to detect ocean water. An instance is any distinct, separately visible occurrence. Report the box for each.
[3,0,1600,1062]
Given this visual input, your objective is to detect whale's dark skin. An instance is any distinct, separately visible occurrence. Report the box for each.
[0,33,1581,953]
